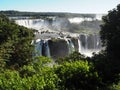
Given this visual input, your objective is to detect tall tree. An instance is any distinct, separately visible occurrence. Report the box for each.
[100,4,120,83]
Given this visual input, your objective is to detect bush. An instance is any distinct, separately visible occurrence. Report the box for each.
[0,56,59,90]
[55,60,101,90]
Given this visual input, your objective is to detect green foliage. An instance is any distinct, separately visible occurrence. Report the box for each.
[19,56,59,90]
[0,14,34,68]
[0,14,58,90]
[92,51,113,86]
[55,60,101,90]
[97,4,120,85]
[0,69,58,90]
[0,70,22,90]
[100,4,120,71]
[19,56,52,77]
[92,51,120,87]
[56,51,86,64]
[0,56,59,90]
[113,82,120,90]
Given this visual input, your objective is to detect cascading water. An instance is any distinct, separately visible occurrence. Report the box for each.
[34,39,44,56]
[34,39,51,57]
[43,40,51,57]
[14,16,103,58]
[78,38,82,53]
[85,35,88,51]
[65,38,75,54]
[69,39,75,53]
[34,34,101,58]
[15,19,50,31]
[78,34,102,57]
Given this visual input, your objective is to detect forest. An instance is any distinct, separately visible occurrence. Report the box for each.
[0,4,120,90]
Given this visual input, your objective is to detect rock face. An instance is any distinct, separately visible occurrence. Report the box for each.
[33,33,102,59]
[71,38,79,51]
[48,39,69,59]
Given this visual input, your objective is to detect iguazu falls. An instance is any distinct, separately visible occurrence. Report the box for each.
[1,0,120,90]
[13,14,103,58]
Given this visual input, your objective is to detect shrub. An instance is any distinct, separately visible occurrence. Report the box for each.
[55,60,101,90]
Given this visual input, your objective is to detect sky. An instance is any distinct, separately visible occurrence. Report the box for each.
[1,0,120,14]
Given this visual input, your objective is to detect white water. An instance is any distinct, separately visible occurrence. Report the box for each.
[77,34,102,57]
[65,38,75,54]
[44,40,51,57]
[34,34,102,58]
[35,39,43,56]
[96,14,104,20]
[78,38,82,53]
[68,17,93,24]
[34,39,51,57]
[15,19,50,31]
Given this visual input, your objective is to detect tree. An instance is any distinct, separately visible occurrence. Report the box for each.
[0,14,34,68]
[95,4,120,84]
[56,51,86,64]
[0,56,59,90]
[55,60,101,90]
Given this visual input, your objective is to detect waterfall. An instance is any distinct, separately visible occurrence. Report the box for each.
[14,16,103,58]
[96,35,101,49]
[65,38,70,53]
[78,38,82,53]
[44,40,51,57]
[34,34,102,58]
[78,34,102,57]
[33,35,101,58]
[65,38,75,54]
[15,19,50,30]
[93,35,96,49]
[35,39,44,56]
[34,39,51,57]
[69,39,75,53]
[85,35,88,51]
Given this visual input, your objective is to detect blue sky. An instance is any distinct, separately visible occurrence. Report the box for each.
[1,0,120,13]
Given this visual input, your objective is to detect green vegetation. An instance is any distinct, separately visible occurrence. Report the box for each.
[92,4,120,86]
[0,14,34,68]
[100,4,120,82]
[90,4,120,89]
[0,57,59,90]
[0,4,120,90]
[55,60,101,90]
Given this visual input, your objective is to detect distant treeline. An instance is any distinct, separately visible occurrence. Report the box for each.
[0,10,96,18]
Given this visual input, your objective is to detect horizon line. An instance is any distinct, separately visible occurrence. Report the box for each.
[0,10,107,15]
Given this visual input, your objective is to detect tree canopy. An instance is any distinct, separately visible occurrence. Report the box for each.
[100,4,120,75]
[92,4,120,85]
[0,14,34,68]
